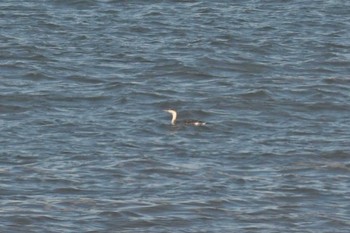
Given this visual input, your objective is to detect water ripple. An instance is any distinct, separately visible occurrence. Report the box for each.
[1,1,350,232]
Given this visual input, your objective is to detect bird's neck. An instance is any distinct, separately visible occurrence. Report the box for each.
[171,112,177,125]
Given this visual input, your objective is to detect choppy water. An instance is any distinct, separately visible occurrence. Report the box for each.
[1,1,350,232]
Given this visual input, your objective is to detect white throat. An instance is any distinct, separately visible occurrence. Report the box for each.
[166,110,177,125]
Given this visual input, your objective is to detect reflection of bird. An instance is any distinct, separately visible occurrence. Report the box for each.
[164,109,206,126]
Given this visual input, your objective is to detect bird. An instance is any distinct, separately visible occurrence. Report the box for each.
[164,109,206,126]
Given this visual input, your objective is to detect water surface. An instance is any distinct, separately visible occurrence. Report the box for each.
[1,1,350,232]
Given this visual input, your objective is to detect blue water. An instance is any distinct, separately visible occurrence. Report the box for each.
[1,1,350,232]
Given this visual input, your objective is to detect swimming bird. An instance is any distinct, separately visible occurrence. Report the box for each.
[164,109,206,126]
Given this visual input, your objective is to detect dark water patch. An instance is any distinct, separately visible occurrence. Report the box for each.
[67,75,107,84]
[322,76,350,85]
[0,104,29,114]
[53,187,83,194]
[238,89,274,100]
[50,0,99,9]
[23,71,54,81]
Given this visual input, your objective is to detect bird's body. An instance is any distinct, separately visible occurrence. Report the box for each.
[164,109,206,126]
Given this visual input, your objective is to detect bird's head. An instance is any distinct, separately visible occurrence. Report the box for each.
[164,109,177,115]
